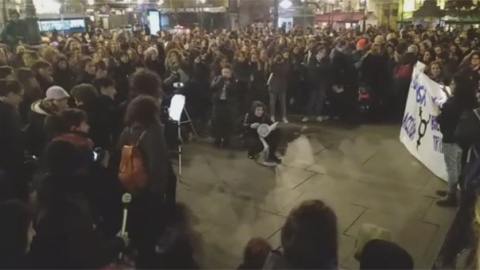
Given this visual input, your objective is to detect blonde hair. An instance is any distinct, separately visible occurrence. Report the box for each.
[475,199,480,268]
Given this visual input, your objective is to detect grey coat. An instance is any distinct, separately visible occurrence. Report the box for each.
[118,121,169,196]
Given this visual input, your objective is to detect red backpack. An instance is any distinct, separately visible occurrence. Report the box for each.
[395,64,413,79]
[118,130,148,192]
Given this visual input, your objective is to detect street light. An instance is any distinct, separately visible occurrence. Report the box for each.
[360,0,367,32]
[197,0,206,29]
[301,0,307,30]
[279,0,292,9]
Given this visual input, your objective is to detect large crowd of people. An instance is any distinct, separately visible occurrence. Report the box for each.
[1,15,480,269]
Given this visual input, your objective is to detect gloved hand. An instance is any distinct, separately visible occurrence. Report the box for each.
[250,123,260,129]
[117,232,130,247]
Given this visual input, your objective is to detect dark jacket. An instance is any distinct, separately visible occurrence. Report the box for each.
[1,20,27,47]
[438,97,466,144]
[118,122,169,196]
[26,100,54,157]
[145,58,165,78]
[0,101,24,185]
[95,95,122,150]
[211,76,237,102]
[361,52,390,92]
[77,102,102,147]
[269,61,289,94]
[75,71,95,85]
[52,131,123,238]
[306,56,330,90]
[36,75,54,93]
[243,101,273,138]
[233,60,251,83]
[330,49,357,88]
[30,191,124,269]
[263,249,291,269]
[112,62,134,102]
[53,63,76,93]
[0,252,30,269]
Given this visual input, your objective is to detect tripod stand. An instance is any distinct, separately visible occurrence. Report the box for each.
[169,94,198,176]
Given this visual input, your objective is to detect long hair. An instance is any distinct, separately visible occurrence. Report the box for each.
[125,95,160,127]
[15,68,43,102]
[281,200,338,269]
[0,201,31,256]
[451,73,478,110]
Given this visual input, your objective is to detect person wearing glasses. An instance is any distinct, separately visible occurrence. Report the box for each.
[0,79,26,202]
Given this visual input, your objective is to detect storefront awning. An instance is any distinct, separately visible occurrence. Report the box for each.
[315,12,364,22]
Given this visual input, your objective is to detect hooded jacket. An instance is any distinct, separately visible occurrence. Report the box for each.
[53,56,77,92]
[0,100,24,176]
[30,191,124,269]
[243,101,272,138]
[26,100,57,157]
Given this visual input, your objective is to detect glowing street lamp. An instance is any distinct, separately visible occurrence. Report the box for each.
[279,0,292,9]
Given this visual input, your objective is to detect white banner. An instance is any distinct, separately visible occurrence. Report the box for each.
[399,63,448,181]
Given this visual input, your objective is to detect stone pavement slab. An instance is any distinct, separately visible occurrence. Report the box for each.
[177,123,455,269]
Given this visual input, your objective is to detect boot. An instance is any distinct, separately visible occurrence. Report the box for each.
[436,190,447,197]
[436,193,458,207]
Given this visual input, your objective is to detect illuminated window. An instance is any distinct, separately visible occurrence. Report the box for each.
[33,0,61,14]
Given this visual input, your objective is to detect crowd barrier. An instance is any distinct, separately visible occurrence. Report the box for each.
[399,62,449,182]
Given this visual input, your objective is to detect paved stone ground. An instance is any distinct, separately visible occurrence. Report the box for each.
[175,121,456,269]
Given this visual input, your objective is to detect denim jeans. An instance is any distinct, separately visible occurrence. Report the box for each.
[269,92,287,119]
[306,87,327,117]
[443,143,462,194]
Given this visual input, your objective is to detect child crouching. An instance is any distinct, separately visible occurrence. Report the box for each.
[244,101,281,165]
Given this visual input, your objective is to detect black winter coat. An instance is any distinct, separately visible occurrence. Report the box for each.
[75,71,95,85]
[330,49,357,88]
[0,101,24,172]
[53,68,77,92]
[306,56,330,90]
[233,60,251,82]
[438,97,466,144]
[26,100,53,157]
[30,191,124,269]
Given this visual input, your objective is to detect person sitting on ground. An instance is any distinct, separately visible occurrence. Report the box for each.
[26,86,70,157]
[238,237,272,270]
[0,200,35,269]
[263,199,338,269]
[243,100,281,165]
[359,239,413,270]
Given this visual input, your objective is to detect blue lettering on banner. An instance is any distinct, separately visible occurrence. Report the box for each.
[402,113,416,140]
[430,115,440,132]
[433,135,443,153]
[411,75,427,106]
